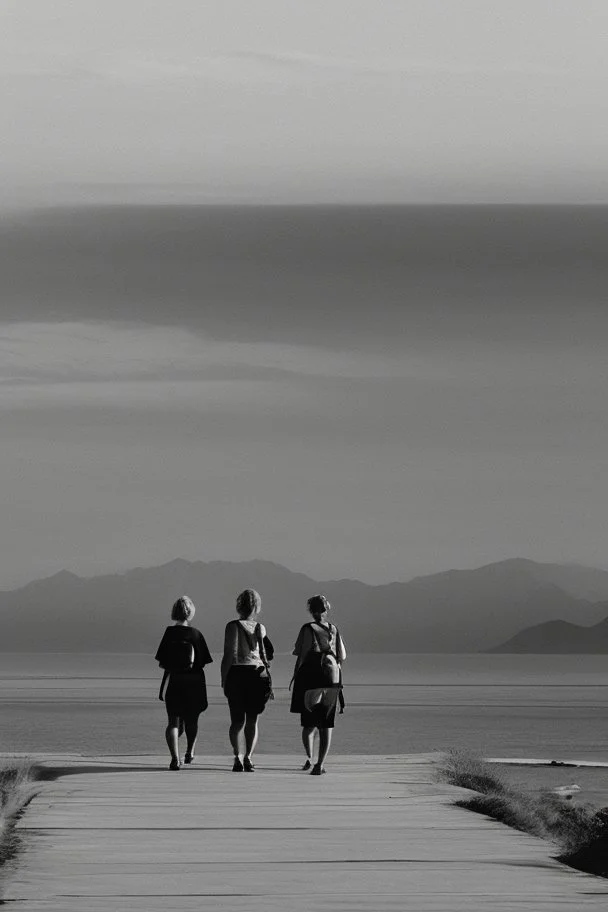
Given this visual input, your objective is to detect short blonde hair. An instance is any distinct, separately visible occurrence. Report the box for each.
[171,596,196,622]
[236,589,261,619]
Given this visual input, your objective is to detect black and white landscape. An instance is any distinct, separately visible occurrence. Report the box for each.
[5,556,608,654]
[2,205,608,597]
[4,6,608,906]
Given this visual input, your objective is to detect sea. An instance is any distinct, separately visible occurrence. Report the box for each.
[2,652,608,806]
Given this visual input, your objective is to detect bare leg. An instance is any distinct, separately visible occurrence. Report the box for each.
[165,714,180,763]
[302,726,316,762]
[317,727,333,770]
[229,705,246,758]
[244,711,259,761]
[184,716,198,759]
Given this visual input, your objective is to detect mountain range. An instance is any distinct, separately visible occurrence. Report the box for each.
[2,557,608,653]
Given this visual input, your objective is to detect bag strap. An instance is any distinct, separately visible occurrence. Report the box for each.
[255,624,274,700]
[255,623,270,671]
[310,621,338,655]
[289,622,335,689]
[234,619,252,655]
[289,623,320,691]
[309,622,322,651]
[311,623,344,711]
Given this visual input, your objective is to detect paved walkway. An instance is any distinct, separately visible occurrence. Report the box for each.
[2,754,607,911]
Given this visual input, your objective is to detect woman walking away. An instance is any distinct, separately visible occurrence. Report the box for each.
[221,589,273,772]
[155,596,213,770]
[290,594,346,776]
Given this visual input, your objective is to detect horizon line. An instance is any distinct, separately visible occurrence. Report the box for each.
[6,554,607,593]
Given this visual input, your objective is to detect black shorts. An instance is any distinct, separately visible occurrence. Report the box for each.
[225,665,268,715]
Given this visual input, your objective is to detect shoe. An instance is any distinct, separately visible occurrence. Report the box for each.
[232,757,244,772]
[243,757,255,772]
[310,764,326,776]
[169,758,180,771]
[302,760,312,771]
[184,753,194,765]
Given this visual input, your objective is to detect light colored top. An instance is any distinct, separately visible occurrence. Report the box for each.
[221,619,267,687]
[292,621,346,673]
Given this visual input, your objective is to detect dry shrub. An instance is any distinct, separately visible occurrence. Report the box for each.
[441,750,509,797]
[0,763,37,868]
[440,751,600,859]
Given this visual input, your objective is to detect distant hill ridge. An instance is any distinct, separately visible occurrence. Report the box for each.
[2,557,608,654]
[489,613,608,653]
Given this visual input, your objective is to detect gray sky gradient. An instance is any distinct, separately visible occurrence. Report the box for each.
[1,1,608,204]
[1,4,607,586]
[1,205,607,586]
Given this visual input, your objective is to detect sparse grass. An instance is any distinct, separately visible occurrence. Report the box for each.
[441,751,509,800]
[0,763,38,870]
[439,751,603,864]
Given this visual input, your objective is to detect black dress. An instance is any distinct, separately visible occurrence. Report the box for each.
[155,625,213,719]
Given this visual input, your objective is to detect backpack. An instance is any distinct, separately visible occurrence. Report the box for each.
[166,636,195,673]
[309,623,341,686]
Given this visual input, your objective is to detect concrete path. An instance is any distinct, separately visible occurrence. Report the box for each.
[2,753,607,911]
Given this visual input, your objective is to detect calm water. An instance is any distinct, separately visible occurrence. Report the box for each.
[3,652,608,805]
[3,652,608,803]
[2,652,608,761]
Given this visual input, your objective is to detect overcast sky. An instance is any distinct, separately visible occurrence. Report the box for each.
[1,0,608,205]
[1,206,607,587]
[1,4,607,588]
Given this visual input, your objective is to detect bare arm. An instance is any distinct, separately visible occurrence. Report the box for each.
[220,622,238,689]
[336,630,347,663]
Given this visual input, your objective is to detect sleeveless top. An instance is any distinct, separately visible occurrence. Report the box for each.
[293,622,347,665]
[226,619,266,667]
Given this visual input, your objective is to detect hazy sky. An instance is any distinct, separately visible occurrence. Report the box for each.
[1,4,607,587]
[1,206,607,587]
[1,1,608,205]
